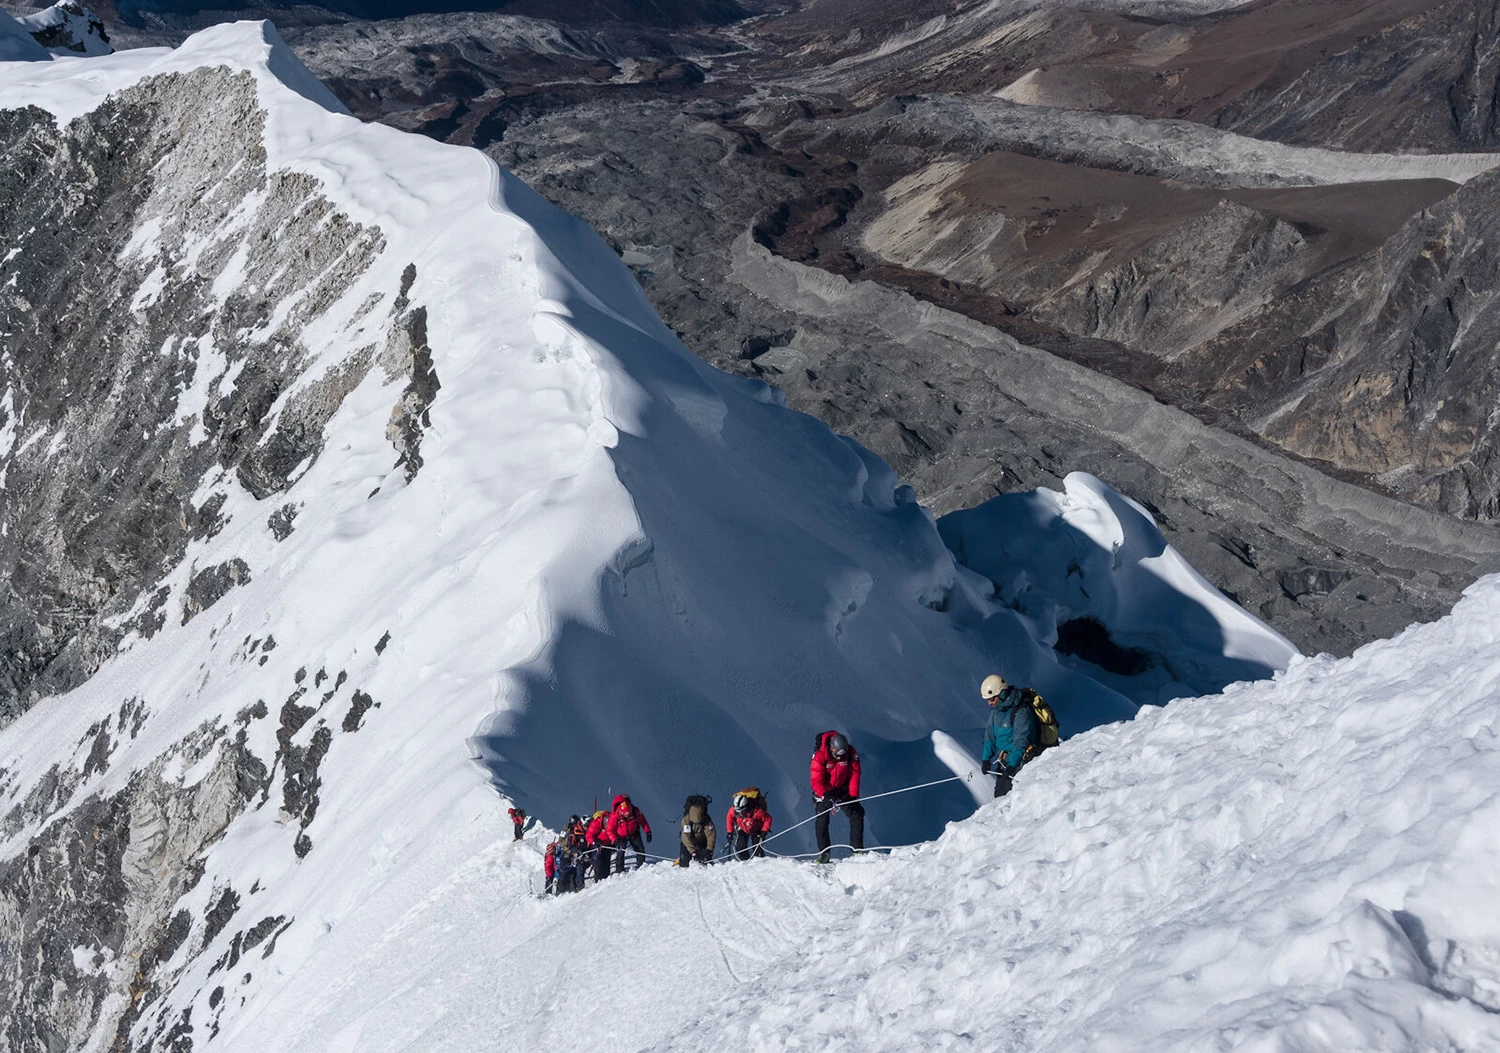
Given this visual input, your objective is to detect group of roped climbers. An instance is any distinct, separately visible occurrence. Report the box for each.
[544,793,652,894]
[543,787,778,894]
[676,786,777,867]
[537,674,1059,892]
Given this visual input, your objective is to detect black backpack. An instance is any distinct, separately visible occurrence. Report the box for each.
[683,794,712,827]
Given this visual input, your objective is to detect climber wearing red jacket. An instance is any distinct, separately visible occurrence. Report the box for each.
[508,806,527,842]
[810,730,864,863]
[585,809,615,882]
[605,793,652,872]
[724,788,773,861]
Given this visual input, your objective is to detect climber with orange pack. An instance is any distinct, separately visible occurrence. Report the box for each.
[723,788,772,860]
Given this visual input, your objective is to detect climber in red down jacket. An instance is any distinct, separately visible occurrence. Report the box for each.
[810,730,864,863]
[724,788,773,860]
[605,793,652,872]
[585,809,614,882]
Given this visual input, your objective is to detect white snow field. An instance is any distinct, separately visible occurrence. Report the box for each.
[1,21,1474,1052]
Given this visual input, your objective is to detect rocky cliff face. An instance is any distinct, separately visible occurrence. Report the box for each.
[0,69,415,723]
[1185,168,1500,518]
[12,0,112,55]
[0,51,442,1047]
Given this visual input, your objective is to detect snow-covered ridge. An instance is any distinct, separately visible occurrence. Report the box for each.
[942,473,1296,704]
[0,22,1294,1048]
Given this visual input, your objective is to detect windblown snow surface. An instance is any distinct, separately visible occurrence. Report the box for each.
[3,22,1482,1053]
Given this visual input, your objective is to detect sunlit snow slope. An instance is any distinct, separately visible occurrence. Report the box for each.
[0,24,1297,1049]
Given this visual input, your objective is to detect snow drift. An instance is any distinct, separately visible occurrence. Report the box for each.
[0,22,1297,1048]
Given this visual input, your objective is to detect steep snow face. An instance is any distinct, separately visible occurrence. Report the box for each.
[941,473,1298,703]
[0,23,1291,1049]
[204,583,1500,1053]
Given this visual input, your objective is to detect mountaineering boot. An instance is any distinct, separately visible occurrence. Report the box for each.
[815,849,831,864]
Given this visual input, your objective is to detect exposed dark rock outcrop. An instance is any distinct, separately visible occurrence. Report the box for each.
[15,0,112,56]
[1181,167,1500,518]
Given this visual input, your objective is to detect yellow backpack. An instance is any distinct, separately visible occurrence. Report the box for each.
[1025,689,1060,750]
[732,787,764,812]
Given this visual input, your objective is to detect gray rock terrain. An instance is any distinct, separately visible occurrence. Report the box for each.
[0,67,428,722]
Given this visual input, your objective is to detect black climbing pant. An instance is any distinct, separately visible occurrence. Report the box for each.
[993,768,1015,799]
[613,830,646,873]
[813,796,864,853]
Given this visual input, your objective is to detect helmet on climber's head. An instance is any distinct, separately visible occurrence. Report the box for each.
[828,733,850,760]
[734,794,751,813]
[981,674,1007,703]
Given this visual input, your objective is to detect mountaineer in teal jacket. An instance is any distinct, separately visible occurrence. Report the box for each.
[980,674,1038,799]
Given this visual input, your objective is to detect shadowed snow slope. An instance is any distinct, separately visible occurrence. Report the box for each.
[0,8,49,59]
[0,23,1295,1048]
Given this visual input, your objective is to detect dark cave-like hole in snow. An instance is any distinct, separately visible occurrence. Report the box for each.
[1054,616,1154,677]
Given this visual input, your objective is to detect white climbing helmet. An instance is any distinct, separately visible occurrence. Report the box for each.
[981,674,1007,699]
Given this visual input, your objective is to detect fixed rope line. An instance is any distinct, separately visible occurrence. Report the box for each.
[753,774,964,852]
